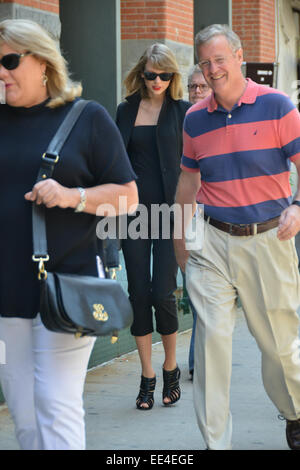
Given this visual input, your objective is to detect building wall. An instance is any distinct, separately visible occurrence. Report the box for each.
[231,0,300,100]
[121,0,193,44]
[277,0,299,99]
[0,0,59,13]
[2,0,58,13]
[232,0,275,62]
[0,0,60,38]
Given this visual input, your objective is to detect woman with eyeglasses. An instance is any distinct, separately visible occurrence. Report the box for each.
[116,43,191,411]
[0,19,138,450]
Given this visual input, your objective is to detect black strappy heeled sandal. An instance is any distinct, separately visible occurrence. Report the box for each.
[136,375,156,410]
[162,365,181,406]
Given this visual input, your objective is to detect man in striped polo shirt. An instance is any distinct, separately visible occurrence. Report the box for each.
[174,24,300,450]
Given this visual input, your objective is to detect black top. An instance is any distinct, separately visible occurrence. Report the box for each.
[0,99,136,318]
[116,92,192,208]
[127,126,165,207]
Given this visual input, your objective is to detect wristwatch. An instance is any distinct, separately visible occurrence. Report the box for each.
[292,200,300,208]
[74,187,86,212]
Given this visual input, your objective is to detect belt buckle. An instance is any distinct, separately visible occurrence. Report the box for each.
[229,223,241,235]
[250,223,257,235]
[229,222,257,236]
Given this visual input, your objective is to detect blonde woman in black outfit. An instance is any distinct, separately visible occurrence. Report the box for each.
[0,19,137,450]
[116,44,191,410]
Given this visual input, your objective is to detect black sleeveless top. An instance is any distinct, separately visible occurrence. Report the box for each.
[127,125,165,208]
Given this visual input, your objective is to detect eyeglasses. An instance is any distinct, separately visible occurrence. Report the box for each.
[0,52,31,70]
[199,57,227,70]
[198,53,239,70]
[188,83,209,91]
[144,71,174,81]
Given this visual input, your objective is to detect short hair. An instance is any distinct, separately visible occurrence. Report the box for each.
[124,43,183,100]
[195,24,242,59]
[187,64,204,85]
[0,19,82,108]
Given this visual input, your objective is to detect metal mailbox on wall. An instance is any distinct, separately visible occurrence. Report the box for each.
[242,62,279,88]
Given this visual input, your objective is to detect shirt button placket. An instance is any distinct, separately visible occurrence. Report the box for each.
[226,113,232,134]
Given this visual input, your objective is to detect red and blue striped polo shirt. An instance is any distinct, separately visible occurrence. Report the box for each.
[181,78,300,224]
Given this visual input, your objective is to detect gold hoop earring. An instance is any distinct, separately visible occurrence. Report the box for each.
[42,72,48,87]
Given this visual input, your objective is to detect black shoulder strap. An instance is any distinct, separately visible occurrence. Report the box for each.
[32,99,90,270]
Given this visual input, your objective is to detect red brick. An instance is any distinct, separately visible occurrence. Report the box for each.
[1,0,59,13]
[232,0,275,62]
[121,0,193,45]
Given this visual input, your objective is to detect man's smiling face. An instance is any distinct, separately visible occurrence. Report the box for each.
[197,34,244,104]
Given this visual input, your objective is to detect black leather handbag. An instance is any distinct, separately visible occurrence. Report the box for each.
[32,99,133,340]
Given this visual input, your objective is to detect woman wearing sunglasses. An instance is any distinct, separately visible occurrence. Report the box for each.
[116,43,191,410]
[0,19,138,450]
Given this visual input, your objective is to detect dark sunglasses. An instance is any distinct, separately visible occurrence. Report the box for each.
[144,71,174,81]
[0,52,31,70]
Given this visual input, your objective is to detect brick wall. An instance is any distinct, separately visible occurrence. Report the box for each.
[121,0,193,45]
[232,0,275,62]
[0,0,59,14]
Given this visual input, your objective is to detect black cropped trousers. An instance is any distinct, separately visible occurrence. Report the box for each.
[122,235,178,337]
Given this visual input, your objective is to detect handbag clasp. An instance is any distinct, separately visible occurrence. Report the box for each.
[106,265,122,280]
[32,255,49,280]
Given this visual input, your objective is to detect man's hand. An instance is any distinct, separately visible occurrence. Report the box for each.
[173,170,201,270]
[173,238,190,272]
[277,204,300,241]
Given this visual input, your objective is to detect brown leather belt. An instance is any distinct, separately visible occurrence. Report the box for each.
[204,214,279,236]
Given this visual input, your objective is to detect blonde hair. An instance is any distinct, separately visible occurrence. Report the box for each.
[124,43,183,100]
[0,19,82,108]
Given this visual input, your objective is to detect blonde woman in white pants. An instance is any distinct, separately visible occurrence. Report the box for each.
[0,19,138,450]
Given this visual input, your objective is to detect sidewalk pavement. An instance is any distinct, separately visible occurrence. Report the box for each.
[0,310,288,451]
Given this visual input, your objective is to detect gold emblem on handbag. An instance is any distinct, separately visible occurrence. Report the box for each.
[93,304,108,322]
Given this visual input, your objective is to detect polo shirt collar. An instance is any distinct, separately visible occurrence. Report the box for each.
[207,78,259,113]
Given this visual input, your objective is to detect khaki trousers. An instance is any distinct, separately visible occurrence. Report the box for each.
[186,222,300,450]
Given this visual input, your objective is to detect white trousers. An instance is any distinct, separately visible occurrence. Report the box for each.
[0,315,95,450]
[186,223,300,450]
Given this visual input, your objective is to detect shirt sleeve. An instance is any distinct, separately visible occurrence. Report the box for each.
[180,113,200,173]
[88,102,137,185]
[277,97,300,164]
